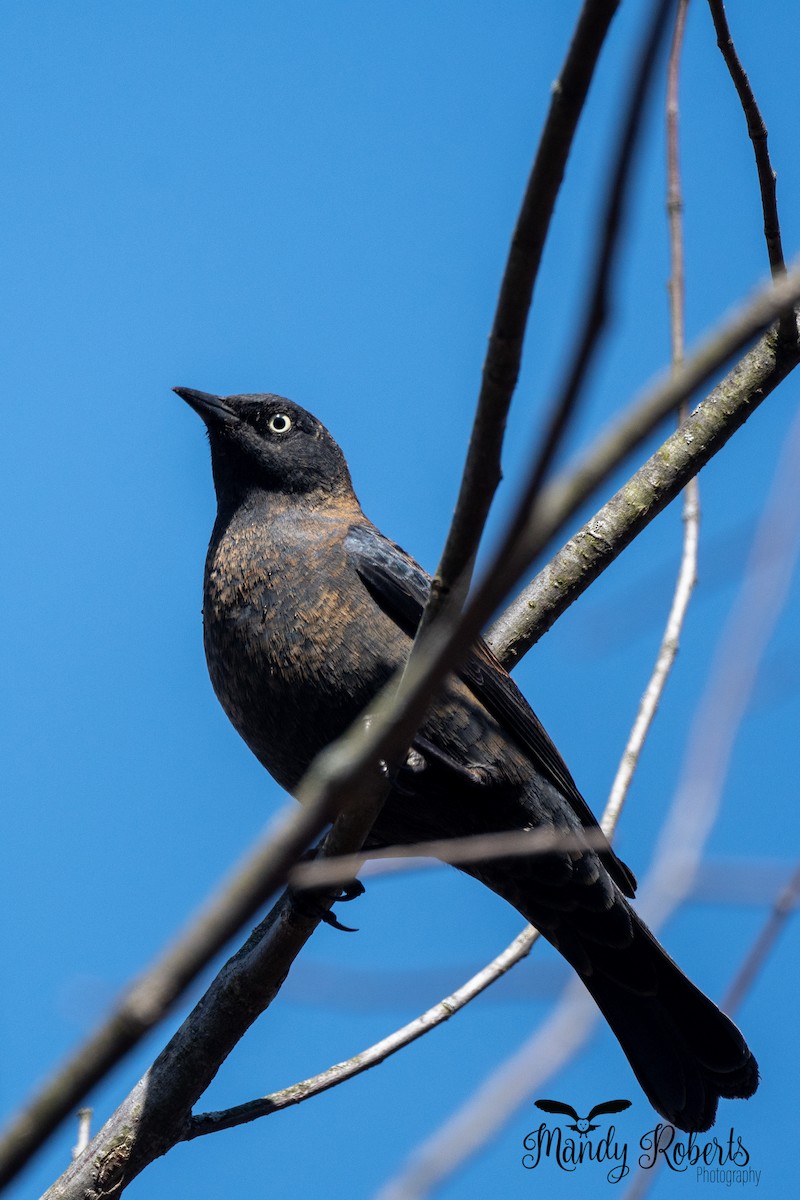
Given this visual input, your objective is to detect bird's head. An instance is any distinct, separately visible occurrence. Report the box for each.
[175,388,356,515]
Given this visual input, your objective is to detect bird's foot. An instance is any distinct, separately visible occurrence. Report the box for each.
[292,878,366,933]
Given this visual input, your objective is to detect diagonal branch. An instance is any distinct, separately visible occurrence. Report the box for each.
[330,2,630,946]
[513,0,675,531]
[487,308,800,665]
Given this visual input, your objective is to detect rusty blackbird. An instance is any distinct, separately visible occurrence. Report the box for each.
[176,386,758,1131]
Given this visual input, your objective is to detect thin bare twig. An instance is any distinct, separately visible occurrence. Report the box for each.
[328,854,796,902]
[606,0,695,830]
[605,488,698,826]
[693,858,800,906]
[707,0,793,344]
[289,827,610,892]
[667,0,689,370]
[184,925,540,1140]
[472,0,677,604]
[636,410,800,928]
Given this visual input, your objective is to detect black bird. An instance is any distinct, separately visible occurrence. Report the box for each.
[175,386,758,1132]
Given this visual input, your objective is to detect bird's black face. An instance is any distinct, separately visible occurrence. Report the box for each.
[175,388,354,513]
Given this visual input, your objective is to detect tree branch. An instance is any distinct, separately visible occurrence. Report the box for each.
[333,2,629,936]
[183,924,539,1141]
[605,0,695,829]
[488,303,800,664]
[289,826,609,892]
[424,0,621,621]
[706,0,791,344]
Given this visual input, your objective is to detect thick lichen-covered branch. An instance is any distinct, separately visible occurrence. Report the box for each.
[488,318,800,664]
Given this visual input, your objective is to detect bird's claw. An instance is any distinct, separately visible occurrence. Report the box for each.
[293,878,366,933]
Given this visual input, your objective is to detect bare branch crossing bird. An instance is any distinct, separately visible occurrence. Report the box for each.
[176,387,758,1132]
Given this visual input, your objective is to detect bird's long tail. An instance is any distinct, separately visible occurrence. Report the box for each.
[471,859,758,1132]
[573,909,757,1131]
[384,747,758,1130]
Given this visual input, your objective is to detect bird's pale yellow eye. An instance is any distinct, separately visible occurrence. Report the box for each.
[267,413,292,434]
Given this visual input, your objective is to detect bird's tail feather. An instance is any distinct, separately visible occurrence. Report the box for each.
[578,914,758,1131]
[473,859,758,1132]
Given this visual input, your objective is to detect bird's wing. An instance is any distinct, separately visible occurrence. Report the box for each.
[586,1099,633,1121]
[534,1099,580,1121]
[345,523,636,897]
[345,522,430,637]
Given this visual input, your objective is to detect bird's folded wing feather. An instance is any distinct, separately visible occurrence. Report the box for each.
[345,522,636,897]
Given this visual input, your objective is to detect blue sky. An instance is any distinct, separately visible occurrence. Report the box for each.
[2,2,799,1197]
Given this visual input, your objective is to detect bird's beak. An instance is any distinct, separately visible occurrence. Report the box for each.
[173,387,238,427]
